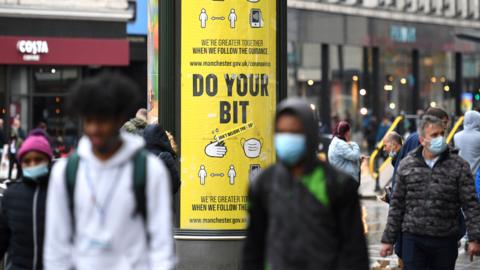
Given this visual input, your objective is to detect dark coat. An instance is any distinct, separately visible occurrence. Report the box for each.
[0,175,49,270]
[242,98,369,270]
[382,146,480,244]
[143,125,180,194]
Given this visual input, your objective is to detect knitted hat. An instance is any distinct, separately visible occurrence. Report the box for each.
[17,135,53,162]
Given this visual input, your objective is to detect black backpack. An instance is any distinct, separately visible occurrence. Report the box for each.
[65,150,148,239]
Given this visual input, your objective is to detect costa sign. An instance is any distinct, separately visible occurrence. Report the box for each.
[17,40,49,55]
[0,36,129,66]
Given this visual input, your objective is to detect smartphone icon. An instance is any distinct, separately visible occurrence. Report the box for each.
[249,164,262,182]
[250,9,263,28]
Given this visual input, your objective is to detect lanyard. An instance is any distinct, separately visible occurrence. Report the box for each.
[85,162,122,226]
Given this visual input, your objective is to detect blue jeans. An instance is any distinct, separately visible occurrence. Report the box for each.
[402,233,458,270]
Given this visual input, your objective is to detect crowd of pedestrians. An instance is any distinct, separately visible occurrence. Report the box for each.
[0,71,478,270]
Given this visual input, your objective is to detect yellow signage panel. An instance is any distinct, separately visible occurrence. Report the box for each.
[180,0,277,230]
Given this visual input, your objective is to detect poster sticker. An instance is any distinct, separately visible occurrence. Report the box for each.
[181,0,276,230]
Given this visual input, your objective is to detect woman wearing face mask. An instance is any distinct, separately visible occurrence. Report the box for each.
[328,121,364,185]
[0,134,53,270]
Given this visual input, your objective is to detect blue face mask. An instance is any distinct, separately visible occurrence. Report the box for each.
[23,163,49,181]
[274,133,307,166]
[428,136,447,156]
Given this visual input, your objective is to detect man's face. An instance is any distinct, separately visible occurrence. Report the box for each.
[384,139,400,154]
[420,123,445,148]
[276,114,304,135]
[83,116,123,153]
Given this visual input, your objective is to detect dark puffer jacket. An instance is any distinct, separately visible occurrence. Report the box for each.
[242,98,369,270]
[0,175,49,270]
[143,124,181,194]
[382,146,480,244]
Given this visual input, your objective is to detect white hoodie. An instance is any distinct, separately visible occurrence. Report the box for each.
[44,133,175,270]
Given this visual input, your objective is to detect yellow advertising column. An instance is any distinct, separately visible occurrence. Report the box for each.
[181,0,277,230]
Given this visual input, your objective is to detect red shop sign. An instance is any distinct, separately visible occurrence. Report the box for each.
[0,36,129,66]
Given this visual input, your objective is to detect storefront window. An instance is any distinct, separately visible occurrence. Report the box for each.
[9,67,29,136]
[462,53,480,111]
[330,45,363,134]
[32,67,81,154]
[379,48,412,116]
[419,51,455,113]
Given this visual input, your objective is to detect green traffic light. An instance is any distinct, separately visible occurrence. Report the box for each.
[475,94,480,101]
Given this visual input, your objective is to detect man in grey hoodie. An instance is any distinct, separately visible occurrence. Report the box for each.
[454,110,480,176]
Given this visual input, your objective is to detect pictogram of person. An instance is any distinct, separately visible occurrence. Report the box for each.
[199,165,207,185]
[199,9,208,28]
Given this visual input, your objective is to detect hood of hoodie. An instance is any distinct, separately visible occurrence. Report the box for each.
[463,110,480,131]
[276,98,318,173]
[77,132,145,168]
[143,124,176,157]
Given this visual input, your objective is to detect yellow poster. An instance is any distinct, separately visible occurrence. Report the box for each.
[180,0,277,230]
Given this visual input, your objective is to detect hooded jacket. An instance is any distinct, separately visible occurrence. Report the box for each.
[382,146,480,244]
[44,132,175,270]
[328,137,361,182]
[0,174,50,270]
[454,110,480,175]
[242,98,369,270]
[143,125,180,194]
[121,118,148,137]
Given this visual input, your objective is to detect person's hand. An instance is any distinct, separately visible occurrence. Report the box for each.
[380,243,394,257]
[468,241,480,257]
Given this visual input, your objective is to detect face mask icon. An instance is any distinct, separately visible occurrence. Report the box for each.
[241,138,262,158]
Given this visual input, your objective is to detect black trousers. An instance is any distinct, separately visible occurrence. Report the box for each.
[402,233,458,270]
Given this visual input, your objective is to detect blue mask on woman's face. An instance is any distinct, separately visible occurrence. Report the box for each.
[274,133,307,166]
[23,163,49,181]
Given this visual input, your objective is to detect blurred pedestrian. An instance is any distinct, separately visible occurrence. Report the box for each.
[0,134,54,270]
[44,72,175,270]
[11,115,26,140]
[143,124,181,194]
[242,98,369,270]
[454,110,480,178]
[365,115,378,153]
[7,132,22,180]
[454,110,480,251]
[380,131,403,203]
[121,108,148,136]
[328,121,364,185]
[0,119,5,154]
[380,115,480,269]
[375,115,392,145]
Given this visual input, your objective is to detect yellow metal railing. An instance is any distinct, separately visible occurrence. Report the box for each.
[447,116,464,144]
[368,116,404,180]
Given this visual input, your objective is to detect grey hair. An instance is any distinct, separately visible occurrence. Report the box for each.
[385,131,403,146]
[418,115,444,137]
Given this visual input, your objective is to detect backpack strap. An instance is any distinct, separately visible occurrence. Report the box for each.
[132,150,148,239]
[65,152,80,242]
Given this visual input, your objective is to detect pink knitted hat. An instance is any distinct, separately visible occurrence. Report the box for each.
[17,135,53,161]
